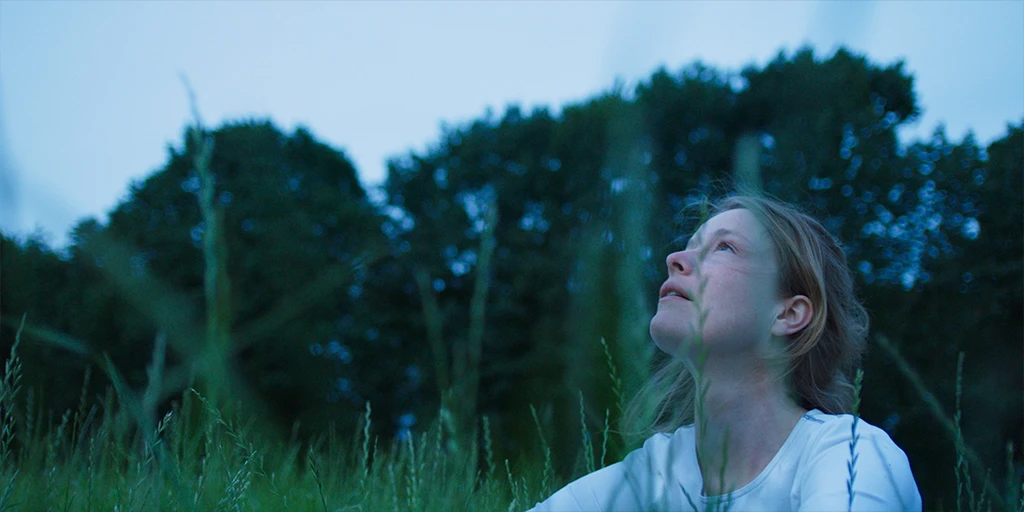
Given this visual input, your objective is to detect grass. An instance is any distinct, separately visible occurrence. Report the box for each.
[847,368,864,512]
[3,285,1022,512]
[0,331,553,512]
[876,335,1018,512]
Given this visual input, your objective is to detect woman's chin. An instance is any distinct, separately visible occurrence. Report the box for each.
[651,313,711,358]
[649,319,688,356]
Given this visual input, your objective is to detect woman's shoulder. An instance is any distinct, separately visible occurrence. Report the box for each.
[644,423,696,446]
[796,409,912,471]
[793,409,922,511]
[527,425,699,511]
[799,409,903,450]
[638,423,697,465]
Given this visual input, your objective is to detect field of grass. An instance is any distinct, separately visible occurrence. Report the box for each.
[2,320,1020,512]
[0,325,563,512]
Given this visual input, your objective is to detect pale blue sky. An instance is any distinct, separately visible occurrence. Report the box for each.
[1,1,1022,248]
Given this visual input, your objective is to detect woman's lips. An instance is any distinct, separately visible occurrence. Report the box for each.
[658,282,690,301]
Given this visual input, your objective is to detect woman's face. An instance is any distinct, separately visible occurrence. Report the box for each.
[650,208,783,358]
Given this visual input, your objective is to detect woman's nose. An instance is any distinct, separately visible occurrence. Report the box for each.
[666,250,693,275]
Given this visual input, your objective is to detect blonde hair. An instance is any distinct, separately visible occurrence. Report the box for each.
[623,194,868,441]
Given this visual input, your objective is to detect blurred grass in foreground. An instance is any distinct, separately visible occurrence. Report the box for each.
[0,323,566,511]
[2,319,1018,511]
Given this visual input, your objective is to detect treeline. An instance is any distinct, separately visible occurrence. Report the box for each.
[1,47,1020,508]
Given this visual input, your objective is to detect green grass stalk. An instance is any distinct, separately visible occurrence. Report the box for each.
[877,335,1007,511]
[600,337,624,417]
[579,391,596,475]
[530,404,553,500]
[847,368,864,512]
[483,415,497,482]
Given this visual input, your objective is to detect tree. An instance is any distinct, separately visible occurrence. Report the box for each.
[5,120,390,438]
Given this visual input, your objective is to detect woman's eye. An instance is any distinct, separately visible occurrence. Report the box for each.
[715,241,734,252]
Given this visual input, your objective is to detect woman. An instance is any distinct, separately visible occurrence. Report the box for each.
[529,195,921,511]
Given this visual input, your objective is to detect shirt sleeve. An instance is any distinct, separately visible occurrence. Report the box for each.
[796,418,922,512]
[527,435,670,512]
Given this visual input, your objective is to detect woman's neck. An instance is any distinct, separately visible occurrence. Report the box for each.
[691,358,807,495]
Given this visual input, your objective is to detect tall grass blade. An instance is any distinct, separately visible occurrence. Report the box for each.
[877,335,1005,511]
[848,368,863,512]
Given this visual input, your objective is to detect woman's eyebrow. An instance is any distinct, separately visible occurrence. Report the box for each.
[685,228,751,249]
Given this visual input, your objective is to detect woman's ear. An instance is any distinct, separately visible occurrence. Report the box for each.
[770,295,813,337]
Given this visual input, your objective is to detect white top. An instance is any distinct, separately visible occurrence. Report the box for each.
[528,410,921,512]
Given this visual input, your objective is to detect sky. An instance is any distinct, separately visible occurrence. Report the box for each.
[1,1,1022,248]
